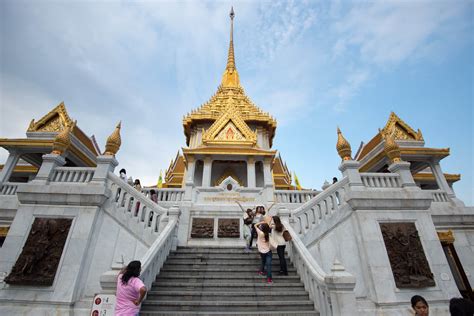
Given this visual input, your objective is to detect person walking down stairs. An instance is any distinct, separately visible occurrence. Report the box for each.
[256,222,273,284]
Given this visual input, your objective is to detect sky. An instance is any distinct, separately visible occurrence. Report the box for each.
[0,0,473,205]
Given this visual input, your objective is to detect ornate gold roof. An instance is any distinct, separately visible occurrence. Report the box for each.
[182,8,277,146]
[28,102,73,132]
[382,112,423,141]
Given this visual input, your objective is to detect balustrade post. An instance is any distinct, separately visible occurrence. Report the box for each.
[277,207,291,224]
[0,149,21,185]
[388,161,417,190]
[91,155,119,184]
[168,205,181,251]
[324,259,357,316]
[32,153,66,184]
[338,160,363,189]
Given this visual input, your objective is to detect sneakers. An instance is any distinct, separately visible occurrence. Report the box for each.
[267,277,273,284]
[257,271,265,276]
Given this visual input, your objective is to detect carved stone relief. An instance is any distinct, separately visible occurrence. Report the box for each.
[5,218,72,286]
[380,222,435,288]
[217,218,240,238]
[190,218,214,238]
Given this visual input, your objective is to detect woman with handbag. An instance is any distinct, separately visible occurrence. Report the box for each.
[271,216,288,276]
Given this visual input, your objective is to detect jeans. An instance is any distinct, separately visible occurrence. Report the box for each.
[277,245,287,274]
[259,251,272,278]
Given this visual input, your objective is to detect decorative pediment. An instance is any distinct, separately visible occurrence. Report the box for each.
[215,168,243,187]
[202,105,257,146]
[382,112,423,141]
[27,102,74,132]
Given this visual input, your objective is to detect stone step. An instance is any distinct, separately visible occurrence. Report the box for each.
[160,266,296,273]
[141,300,316,312]
[152,281,306,291]
[140,311,319,316]
[156,274,299,281]
[164,259,290,266]
[146,290,310,301]
[168,253,286,260]
[157,271,296,278]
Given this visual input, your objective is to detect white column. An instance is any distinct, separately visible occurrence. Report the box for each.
[91,155,119,184]
[202,156,212,187]
[429,160,455,197]
[184,156,195,201]
[0,150,20,184]
[263,157,274,202]
[247,156,256,188]
[32,153,66,184]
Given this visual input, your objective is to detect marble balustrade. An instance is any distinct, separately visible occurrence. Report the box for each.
[51,167,96,183]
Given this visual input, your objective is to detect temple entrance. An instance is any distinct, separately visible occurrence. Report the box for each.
[211,160,247,187]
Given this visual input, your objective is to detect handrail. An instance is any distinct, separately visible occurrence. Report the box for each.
[0,182,20,195]
[108,172,167,235]
[140,213,179,290]
[282,219,332,315]
[290,177,349,235]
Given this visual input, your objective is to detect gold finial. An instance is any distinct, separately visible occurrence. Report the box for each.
[104,121,122,156]
[382,129,402,163]
[336,127,352,161]
[51,120,75,155]
[221,6,240,88]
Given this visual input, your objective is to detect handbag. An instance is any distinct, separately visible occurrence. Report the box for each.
[283,230,292,242]
[269,236,278,251]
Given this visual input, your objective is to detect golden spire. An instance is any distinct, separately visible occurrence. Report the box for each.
[382,129,402,163]
[104,121,122,156]
[221,6,240,88]
[51,121,76,155]
[336,127,352,161]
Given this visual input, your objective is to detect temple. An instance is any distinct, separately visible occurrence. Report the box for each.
[0,8,472,316]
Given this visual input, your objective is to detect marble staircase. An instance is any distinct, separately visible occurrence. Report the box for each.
[140,246,320,316]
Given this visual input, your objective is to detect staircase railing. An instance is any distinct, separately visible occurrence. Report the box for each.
[291,177,349,235]
[100,207,180,294]
[107,172,167,239]
[140,207,180,290]
[274,190,319,203]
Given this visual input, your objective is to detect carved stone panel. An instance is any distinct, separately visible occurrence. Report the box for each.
[5,218,72,286]
[380,222,435,288]
[218,218,240,238]
[190,218,214,238]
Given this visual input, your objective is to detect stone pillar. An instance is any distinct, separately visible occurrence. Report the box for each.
[429,160,455,197]
[263,157,274,202]
[247,156,256,188]
[388,161,417,189]
[184,156,195,201]
[202,156,212,187]
[91,155,118,184]
[0,150,20,184]
[32,153,66,184]
[324,259,358,316]
[277,207,291,223]
[338,160,363,188]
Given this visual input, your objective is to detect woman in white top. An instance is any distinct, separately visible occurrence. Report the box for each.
[271,216,288,275]
[255,222,273,284]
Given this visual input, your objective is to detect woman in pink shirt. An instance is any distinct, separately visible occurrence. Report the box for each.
[115,260,147,316]
[255,223,273,284]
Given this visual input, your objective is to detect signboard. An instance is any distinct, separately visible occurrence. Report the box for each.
[90,294,116,316]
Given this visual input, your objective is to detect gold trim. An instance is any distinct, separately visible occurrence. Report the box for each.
[0,226,9,237]
[27,102,73,132]
[414,173,461,182]
[183,147,276,156]
[382,112,423,141]
[437,230,455,244]
[0,165,39,173]
[214,168,243,186]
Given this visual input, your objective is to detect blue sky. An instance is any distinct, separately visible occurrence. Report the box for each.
[1,1,472,204]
